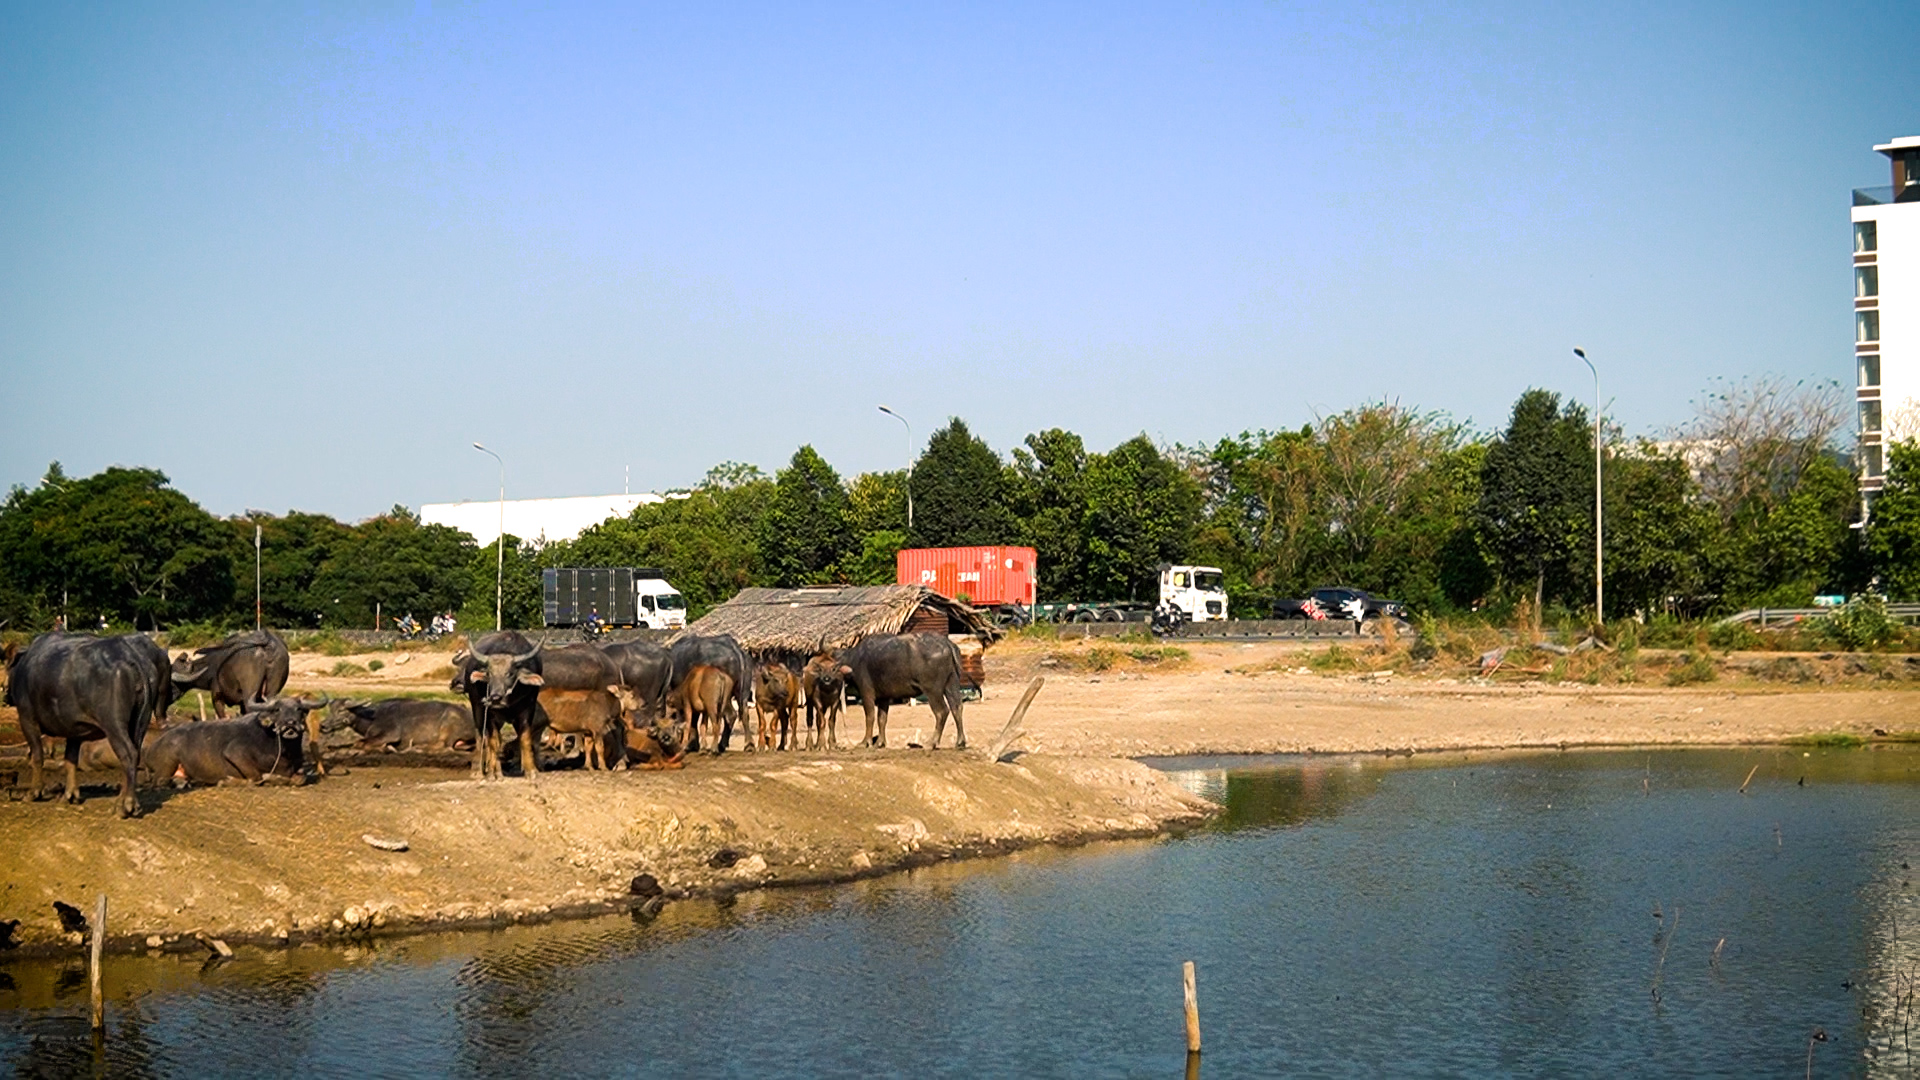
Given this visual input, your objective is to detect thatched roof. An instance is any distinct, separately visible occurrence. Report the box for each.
[679,585,1000,656]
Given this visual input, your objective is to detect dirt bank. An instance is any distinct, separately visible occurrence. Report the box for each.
[985,637,1920,757]
[0,751,1210,954]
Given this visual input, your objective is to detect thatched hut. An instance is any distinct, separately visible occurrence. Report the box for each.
[679,585,999,686]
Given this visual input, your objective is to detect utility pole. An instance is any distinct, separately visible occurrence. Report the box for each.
[254,523,262,630]
[473,443,506,631]
[1573,348,1603,623]
[877,405,915,531]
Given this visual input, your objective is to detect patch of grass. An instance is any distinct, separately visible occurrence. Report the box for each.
[329,660,369,678]
[1310,644,1362,672]
[288,631,358,657]
[1665,652,1719,686]
[424,664,457,683]
[366,659,384,672]
[1788,732,1866,748]
[1125,645,1189,665]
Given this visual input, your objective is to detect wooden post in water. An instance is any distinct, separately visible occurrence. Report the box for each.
[89,894,106,1032]
[1182,960,1202,1055]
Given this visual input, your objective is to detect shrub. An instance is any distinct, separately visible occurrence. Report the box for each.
[1707,621,1761,651]
[1126,645,1189,665]
[1666,652,1718,686]
[329,661,369,677]
[1813,595,1902,652]
[367,659,384,672]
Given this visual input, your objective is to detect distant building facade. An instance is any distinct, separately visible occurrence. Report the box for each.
[420,492,672,547]
[1853,136,1920,506]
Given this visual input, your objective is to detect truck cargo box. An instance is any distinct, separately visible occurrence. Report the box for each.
[543,567,669,627]
[896,546,1036,607]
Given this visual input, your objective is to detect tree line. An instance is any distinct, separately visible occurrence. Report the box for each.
[3,377,1917,632]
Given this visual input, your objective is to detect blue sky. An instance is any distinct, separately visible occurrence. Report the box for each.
[2,1,1913,520]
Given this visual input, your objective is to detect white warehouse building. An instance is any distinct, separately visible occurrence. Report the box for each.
[420,492,673,547]
[1853,135,1920,504]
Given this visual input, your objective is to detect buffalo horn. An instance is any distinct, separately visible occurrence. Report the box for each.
[510,634,549,663]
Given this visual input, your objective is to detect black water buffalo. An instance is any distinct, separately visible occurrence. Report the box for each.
[5,632,174,817]
[667,634,754,753]
[333,699,475,752]
[599,640,671,720]
[170,629,290,718]
[144,696,327,785]
[459,632,546,779]
[836,633,968,749]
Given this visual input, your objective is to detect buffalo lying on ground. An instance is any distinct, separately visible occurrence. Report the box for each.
[836,633,968,749]
[667,634,753,753]
[332,699,475,753]
[170,629,290,718]
[144,696,327,785]
[599,641,671,721]
[801,654,844,750]
[459,632,546,779]
[753,662,802,751]
[6,632,174,817]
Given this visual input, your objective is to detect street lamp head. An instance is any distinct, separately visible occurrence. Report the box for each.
[1573,347,1586,359]
[472,441,486,451]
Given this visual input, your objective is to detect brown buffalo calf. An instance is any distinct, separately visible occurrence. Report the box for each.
[753,662,801,751]
[668,665,734,753]
[536,685,628,771]
[801,654,843,750]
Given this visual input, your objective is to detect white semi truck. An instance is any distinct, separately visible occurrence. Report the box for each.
[541,567,687,630]
[1023,563,1229,624]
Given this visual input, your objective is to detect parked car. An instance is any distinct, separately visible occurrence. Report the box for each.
[1271,586,1408,623]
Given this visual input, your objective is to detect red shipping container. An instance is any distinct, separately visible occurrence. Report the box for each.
[896,546,1036,607]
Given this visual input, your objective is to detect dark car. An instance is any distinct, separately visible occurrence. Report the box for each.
[1272,587,1408,623]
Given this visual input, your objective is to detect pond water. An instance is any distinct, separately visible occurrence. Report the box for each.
[5,747,1920,1077]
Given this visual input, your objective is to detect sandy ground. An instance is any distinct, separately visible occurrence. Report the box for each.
[3,634,1915,953]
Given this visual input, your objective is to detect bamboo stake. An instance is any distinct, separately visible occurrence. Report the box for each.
[1739,764,1759,794]
[1183,960,1202,1055]
[89,894,106,1032]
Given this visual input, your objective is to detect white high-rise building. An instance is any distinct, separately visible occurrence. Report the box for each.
[1852,136,1920,504]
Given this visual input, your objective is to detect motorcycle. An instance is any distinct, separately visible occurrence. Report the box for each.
[1151,601,1188,638]
[579,615,608,642]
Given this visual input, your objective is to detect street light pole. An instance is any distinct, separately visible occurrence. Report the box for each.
[877,405,914,532]
[472,443,505,631]
[1573,348,1602,624]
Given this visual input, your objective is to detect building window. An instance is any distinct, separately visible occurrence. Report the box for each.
[1856,220,1878,253]
[1857,265,1879,298]
[1860,353,1881,387]
[1858,309,1880,343]
[1861,399,1882,433]
[1865,443,1884,478]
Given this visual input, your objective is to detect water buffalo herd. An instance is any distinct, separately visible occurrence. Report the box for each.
[2,625,973,816]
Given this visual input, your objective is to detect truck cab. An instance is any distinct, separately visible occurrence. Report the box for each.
[1158,564,1228,622]
[635,578,687,630]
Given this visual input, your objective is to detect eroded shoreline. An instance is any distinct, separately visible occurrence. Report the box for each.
[0,752,1213,956]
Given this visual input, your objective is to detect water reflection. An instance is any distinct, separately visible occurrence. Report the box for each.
[5,747,1920,1077]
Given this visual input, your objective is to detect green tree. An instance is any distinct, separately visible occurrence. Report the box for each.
[1868,441,1920,599]
[1008,428,1090,600]
[1601,447,1720,617]
[231,510,353,627]
[908,418,1016,548]
[563,468,776,617]
[1475,390,1593,613]
[1079,435,1203,600]
[307,506,476,629]
[463,535,545,630]
[1190,426,1325,611]
[847,470,908,536]
[0,463,239,629]
[758,446,854,586]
